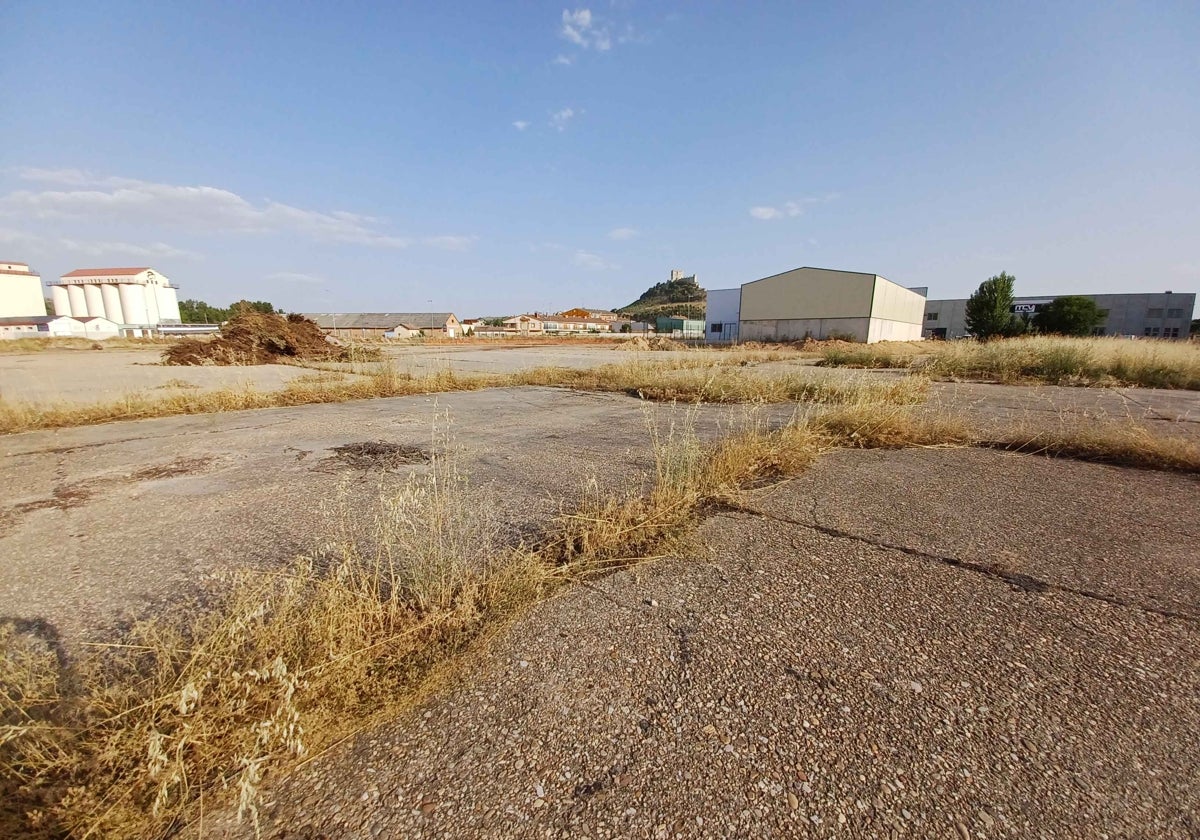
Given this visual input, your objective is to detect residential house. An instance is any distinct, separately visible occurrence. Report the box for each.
[559,307,622,322]
[502,315,544,334]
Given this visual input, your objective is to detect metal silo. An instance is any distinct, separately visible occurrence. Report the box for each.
[83,284,105,318]
[50,285,71,317]
[118,284,148,325]
[67,285,87,317]
[100,284,125,324]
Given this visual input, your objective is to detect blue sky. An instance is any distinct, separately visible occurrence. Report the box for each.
[2,1,1197,315]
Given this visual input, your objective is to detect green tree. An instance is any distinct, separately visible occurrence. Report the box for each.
[965,272,1024,340]
[230,300,277,315]
[1033,296,1105,336]
[1191,318,1199,337]
[179,299,278,323]
[178,299,229,323]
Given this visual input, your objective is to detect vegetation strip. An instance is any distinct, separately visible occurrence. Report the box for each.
[819,335,1200,390]
[0,358,923,436]
[3,395,1196,838]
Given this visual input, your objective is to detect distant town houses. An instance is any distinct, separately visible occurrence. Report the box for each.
[493,309,628,335]
[302,312,462,339]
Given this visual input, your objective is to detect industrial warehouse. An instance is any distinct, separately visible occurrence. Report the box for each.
[923,291,1196,340]
[705,266,927,344]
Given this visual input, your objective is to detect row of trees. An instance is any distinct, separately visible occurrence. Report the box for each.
[179,299,278,324]
[964,272,1106,340]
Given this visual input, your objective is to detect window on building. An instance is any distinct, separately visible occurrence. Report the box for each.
[1166,327,1180,338]
[925,312,938,321]
[1144,328,1153,337]
[1167,308,1184,319]
[710,323,722,333]
[1147,308,1164,318]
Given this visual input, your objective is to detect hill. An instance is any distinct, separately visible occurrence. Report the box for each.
[617,275,706,323]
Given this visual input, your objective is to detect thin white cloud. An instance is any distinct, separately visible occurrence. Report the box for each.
[59,238,197,259]
[512,120,530,131]
[560,8,611,51]
[573,249,616,271]
[550,108,578,131]
[749,206,780,221]
[4,168,472,250]
[0,226,197,259]
[749,193,841,221]
[552,54,574,66]
[607,227,638,240]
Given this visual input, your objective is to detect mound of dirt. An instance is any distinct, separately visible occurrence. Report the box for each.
[163,311,348,366]
[618,335,688,351]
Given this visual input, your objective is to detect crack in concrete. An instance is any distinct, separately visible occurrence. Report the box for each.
[720,501,1199,625]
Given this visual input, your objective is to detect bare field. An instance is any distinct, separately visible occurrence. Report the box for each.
[2,346,1200,838]
[0,344,712,406]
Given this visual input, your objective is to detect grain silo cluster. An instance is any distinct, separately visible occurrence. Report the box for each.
[47,267,182,328]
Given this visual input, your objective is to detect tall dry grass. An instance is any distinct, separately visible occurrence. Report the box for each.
[516,360,929,405]
[821,336,1200,390]
[926,336,1200,389]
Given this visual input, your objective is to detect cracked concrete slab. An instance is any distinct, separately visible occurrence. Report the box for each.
[203,447,1200,839]
[0,387,771,645]
[748,447,1200,621]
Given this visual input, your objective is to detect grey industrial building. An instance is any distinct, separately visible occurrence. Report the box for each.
[923,291,1195,340]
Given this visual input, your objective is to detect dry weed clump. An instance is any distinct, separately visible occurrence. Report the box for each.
[0,449,550,838]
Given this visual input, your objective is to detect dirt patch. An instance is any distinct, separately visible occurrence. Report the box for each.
[0,483,97,534]
[128,457,214,482]
[325,441,429,470]
[162,311,361,366]
[618,336,687,351]
[8,484,94,516]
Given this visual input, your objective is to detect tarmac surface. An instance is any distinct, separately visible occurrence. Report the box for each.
[204,448,1199,839]
[1,349,1199,837]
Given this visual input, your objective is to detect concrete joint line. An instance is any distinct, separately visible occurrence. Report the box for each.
[732,504,1198,625]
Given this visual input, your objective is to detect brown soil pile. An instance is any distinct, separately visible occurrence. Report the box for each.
[163,312,348,366]
[618,335,688,351]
